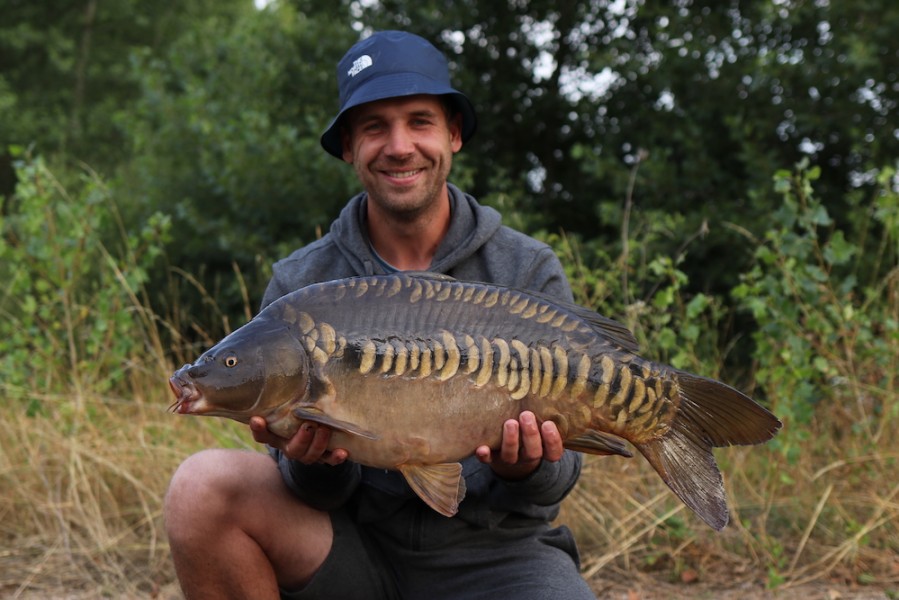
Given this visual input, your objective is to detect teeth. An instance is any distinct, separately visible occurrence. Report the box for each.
[386,169,421,179]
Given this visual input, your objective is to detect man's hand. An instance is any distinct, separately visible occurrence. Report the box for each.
[250,417,349,466]
[475,411,564,480]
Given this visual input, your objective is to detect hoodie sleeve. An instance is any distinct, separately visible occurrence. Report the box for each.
[492,452,582,510]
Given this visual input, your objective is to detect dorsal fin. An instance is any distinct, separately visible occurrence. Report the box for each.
[563,302,640,353]
[401,271,457,282]
[398,273,640,352]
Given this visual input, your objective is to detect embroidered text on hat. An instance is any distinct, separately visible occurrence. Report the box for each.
[348,55,373,77]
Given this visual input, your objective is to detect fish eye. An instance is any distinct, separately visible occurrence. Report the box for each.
[223,354,239,368]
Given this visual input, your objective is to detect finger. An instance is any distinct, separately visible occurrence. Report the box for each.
[308,423,332,458]
[249,415,267,438]
[500,419,520,464]
[518,411,544,462]
[540,420,564,462]
[324,448,349,465]
[279,422,314,462]
[300,425,350,466]
[249,416,281,447]
[475,444,493,464]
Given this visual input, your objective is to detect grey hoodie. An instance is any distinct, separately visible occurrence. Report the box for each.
[263,183,582,531]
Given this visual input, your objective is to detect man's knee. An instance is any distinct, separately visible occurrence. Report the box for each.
[167,449,229,503]
[164,449,271,539]
[164,449,339,590]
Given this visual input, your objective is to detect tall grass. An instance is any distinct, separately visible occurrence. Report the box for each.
[0,155,251,597]
[1,155,897,596]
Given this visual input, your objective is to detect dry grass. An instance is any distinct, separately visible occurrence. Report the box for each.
[568,445,899,594]
[2,369,897,598]
[0,374,253,598]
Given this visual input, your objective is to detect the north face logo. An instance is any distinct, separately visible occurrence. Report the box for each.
[348,55,373,77]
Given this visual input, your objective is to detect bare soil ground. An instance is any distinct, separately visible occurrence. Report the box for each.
[589,569,894,600]
[3,569,895,599]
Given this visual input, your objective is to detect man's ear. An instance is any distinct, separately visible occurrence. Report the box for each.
[449,113,463,153]
[340,125,353,163]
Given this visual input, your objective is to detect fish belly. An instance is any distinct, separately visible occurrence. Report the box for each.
[314,360,527,468]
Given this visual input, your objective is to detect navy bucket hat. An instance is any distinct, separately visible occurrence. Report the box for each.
[320,31,478,159]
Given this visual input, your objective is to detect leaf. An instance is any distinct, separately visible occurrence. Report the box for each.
[685,293,710,319]
[823,230,856,266]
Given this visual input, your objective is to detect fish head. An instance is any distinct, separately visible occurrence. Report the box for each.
[169,318,310,428]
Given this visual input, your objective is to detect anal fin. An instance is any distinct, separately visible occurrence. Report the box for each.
[398,463,467,518]
[564,429,633,458]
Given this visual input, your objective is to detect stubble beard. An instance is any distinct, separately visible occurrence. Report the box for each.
[359,158,451,224]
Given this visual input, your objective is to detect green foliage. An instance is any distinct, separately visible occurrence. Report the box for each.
[7,0,898,342]
[546,159,898,578]
[0,152,170,410]
[358,0,899,299]
[539,196,727,378]
[0,0,252,177]
[534,160,727,377]
[732,161,899,461]
[117,2,360,326]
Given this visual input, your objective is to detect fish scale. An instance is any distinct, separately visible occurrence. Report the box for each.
[347,329,596,409]
[321,272,747,446]
[169,272,781,530]
[337,276,589,349]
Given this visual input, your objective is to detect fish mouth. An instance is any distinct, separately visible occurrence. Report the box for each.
[168,370,202,414]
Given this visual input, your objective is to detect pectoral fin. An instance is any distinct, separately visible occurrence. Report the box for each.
[398,463,467,518]
[292,407,379,440]
[564,430,633,458]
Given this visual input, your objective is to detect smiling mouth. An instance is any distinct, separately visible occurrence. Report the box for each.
[383,168,422,179]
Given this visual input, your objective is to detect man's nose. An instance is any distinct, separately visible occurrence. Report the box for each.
[384,125,415,157]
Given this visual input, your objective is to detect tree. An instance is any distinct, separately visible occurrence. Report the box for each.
[355,0,899,293]
[0,0,253,180]
[6,0,896,335]
[117,2,361,321]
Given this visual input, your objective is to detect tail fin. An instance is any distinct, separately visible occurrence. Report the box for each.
[676,373,782,446]
[635,373,781,530]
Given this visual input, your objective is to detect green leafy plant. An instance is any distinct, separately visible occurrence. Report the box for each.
[733,160,898,459]
[0,150,171,412]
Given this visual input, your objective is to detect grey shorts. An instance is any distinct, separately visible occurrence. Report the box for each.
[280,505,595,600]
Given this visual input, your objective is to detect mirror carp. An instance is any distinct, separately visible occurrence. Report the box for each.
[169,272,781,530]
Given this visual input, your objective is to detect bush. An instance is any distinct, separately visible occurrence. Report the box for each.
[0,150,170,409]
[733,161,899,460]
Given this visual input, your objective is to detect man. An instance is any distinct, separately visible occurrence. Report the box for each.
[165,30,596,599]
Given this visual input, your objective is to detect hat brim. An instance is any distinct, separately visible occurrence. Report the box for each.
[320,72,477,159]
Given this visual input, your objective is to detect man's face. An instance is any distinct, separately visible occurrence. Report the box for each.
[341,95,463,221]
